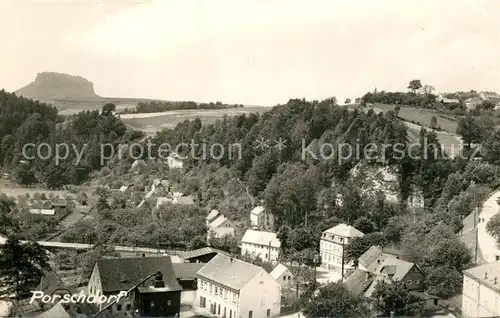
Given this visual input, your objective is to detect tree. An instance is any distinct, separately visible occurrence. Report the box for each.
[101,103,116,116]
[372,280,424,316]
[345,232,386,262]
[456,113,482,148]
[430,115,437,129]
[425,266,462,298]
[353,216,375,234]
[422,84,435,95]
[0,235,50,299]
[344,98,352,104]
[408,80,422,94]
[486,213,500,244]
[301,282,369,317]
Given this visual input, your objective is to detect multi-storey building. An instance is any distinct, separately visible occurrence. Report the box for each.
[320,223,364,276]
[250,206,275,231]
[462,261,500,318]
[196,253,281,318]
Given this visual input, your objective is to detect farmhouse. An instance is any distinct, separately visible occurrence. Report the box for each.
[240,229,281,262]
[87,255,182,317]
[196,254,281,318]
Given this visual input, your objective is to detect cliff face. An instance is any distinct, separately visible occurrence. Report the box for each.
[15,72,100,100]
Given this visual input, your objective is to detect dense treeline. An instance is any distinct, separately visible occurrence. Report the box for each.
[0,90,142,188]
[362,90,438,108]
[127,100,244,113]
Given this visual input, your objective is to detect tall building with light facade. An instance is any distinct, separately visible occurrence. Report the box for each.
[462,261,500,318]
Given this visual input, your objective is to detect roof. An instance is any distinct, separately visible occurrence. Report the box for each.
[95,256,182,293]
[359,246,383,268]
[211,227,235,237]
[36,272,73,295]
[137,200,146,208]
[206,210,220,223]
[344,268,374,296]
[29,209,56,216]
[174,196,195,205]
[270,263,291,280]
[145,189,155,199]
[374,258,417,281]
[209,215,231,228]
[241,229,281,248]
[197,254,266,290]
[465,97,482,103]
[172,263,205,280]
[381,247,405,258]
[131,159,147,169]
[35,302,70,318]
[250,206,265,216]
[463,261,500,292]
[119,185,129,192]
[323,223,364,238]
[410,291,439,300]
[180,247,230,260]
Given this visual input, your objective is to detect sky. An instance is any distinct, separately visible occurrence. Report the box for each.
[0,0,499,106]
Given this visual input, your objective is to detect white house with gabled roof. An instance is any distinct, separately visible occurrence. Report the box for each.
[196,254,281,318]
[270,263,294,288]
[241,229,281,263]
[250,206,275,231]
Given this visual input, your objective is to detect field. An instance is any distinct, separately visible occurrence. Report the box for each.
[121,106,272,134]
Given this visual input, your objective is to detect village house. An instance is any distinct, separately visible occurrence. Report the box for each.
[344,245,433,307]
[207,211,236,241]
[241,229,281,262]
[196,253,281,318]
[172,194,195,206]
[269,263,294,288]
[29,209,56,216]
[462,261,500,318]
[464,97,483,110]
[479,91,500,106]
[320,223,364,276]
[166,153,184,169]
[436,94,460,104]
[250,206,275,231]
[87,255,182,317]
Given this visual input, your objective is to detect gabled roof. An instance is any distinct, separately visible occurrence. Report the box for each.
[206,210,220,223]
[95,256,182,293]
[35,302,70,318]
[250,206,265,216]
[323,223,364,238]
[463,261,500,292]
[358,246,383,268]
[172,263,205,280]
[137,200,147,208]
[270,263,291,280]
[241,229,281,248]
[119,185,129,192]
[36,271,73,295]
[144,189,155,199]
[344,268,374,296]
[174,196,195,205]
[180,247,230,260]
[197,254,265,290]
[374,258,417,281]
[209,215,231,228]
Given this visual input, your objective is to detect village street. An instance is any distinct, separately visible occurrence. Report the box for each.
[477,190,500,263]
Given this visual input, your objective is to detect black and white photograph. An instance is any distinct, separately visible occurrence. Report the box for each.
[0,0,500,317]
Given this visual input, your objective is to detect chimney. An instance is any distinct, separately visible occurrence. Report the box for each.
[153,271,165,288]
[485,272,488,279]
[495,277,497,285]
[365,272,370,281]
[230,256,233,263]
[142,253,145,257]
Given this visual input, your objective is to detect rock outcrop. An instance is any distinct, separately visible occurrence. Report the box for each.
[15,72,100,100]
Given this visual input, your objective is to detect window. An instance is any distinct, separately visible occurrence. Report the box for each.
[407,280,412,285]
[210,283,213,293]
[267,309,271,317]
[283,276,286,281]
[116,304,122,311]
[126,304,131,311]
[249,310,253,318]
[288,276,291,281]
[167,300,171,306]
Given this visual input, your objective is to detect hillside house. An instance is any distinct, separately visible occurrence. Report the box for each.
[130,159,147,172]
[345,247,426,301]
[270,263,294,288]
[241,229,281,262]
[250,206,275,231]
[172,195,195,206]
[29,209,56,216]
[155,197,171,208]
[87,256,182,317]
[206,210,221,225]
[479,91,500,106]
[465,97,483,110]
[196,254,281,318]
[320,224,364,276]
[207,214,236,241]
[436,94,460,104]
[462,261,500,318]
[166,154,184,169]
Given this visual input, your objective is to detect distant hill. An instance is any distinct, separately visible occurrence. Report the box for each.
[15,72,100,101]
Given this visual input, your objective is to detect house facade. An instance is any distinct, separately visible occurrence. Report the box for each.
[241,229,281,262]
[87,256,182,317]
[462,261,500,318]
[208,214,236,241]
[196,254,281,318]
[320,224,364,276]
[250,206,275,231]
[269,263,294,288]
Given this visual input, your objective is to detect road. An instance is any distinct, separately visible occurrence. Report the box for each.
[477,191,500,263]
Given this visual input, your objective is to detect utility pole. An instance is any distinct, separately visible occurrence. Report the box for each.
[473,192,479,264]
[341,239,345,283]
[268,241,272,262]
